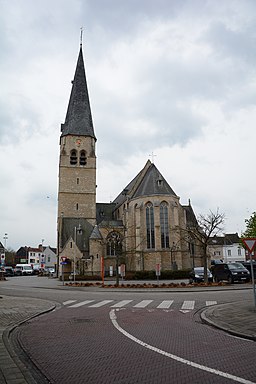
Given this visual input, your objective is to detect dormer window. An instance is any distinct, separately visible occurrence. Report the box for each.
[80,150,87,166]
[70,150,77,165]
[157,179,163,187]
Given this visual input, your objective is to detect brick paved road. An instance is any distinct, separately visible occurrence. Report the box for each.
[12,306,256,384]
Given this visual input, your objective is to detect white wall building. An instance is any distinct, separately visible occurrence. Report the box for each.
[208,233,245,263]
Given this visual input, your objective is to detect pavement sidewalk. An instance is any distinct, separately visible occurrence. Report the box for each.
[0,295,56,384]
[201,299,256,341]
[0,290,255,383]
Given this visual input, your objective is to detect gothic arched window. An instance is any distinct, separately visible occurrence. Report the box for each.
[70,150,77,165]
[80,150,87,166]
[160,202,170,248]
[106,231,122,256]
[146,202,155,249]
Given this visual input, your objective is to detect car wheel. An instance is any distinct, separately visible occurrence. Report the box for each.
[227,275,233,284]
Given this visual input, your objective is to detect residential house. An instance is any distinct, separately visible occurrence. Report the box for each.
[208,233,245,263]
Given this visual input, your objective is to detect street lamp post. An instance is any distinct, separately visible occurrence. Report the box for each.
[41,239,45,269]
[3,233,8,250]
[2,233,8,266]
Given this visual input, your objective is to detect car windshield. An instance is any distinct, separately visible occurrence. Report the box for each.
[228,263,245,270]
[194,267,211,273]
[24,266,32,270]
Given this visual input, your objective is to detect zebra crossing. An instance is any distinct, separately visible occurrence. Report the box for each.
[62,299,217,312]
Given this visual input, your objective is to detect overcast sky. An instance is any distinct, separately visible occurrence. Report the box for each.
[1,0,256,251]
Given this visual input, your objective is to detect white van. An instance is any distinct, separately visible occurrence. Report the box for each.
[14,264,33,276]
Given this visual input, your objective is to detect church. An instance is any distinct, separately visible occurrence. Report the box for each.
[57,44,199,277]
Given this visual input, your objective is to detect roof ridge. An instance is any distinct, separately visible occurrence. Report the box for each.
[128,160,152,199]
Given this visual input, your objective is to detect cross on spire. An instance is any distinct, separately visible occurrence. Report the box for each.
[149,151,156,163]
[80,27,83,47]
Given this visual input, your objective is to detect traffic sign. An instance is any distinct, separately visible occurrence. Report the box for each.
[241,238,256,253]
[155,263,161,276]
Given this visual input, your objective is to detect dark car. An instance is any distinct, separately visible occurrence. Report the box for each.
[189,267,213,283]
[240,261,256,280]
[2,266,14,277]
[212,262,250,283]
[1,266,14,277]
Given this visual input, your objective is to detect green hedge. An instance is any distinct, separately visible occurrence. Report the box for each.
[59,274,102,281]
[59,270,190,281]
[125,270,190,280]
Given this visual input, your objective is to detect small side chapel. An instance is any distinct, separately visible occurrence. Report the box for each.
[57,44,199,276]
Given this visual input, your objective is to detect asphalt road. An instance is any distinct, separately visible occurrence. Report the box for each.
[1,276,256,384]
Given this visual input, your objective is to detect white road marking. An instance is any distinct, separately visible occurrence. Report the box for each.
[89,300,114,307]
[181,301,195,310]
[63,300,77,305]
[206,301,217,306]
[68,300,95,308]
[111,300,133,308]
[64,299,218,310]
[157,300,174,309]
[109,309,256,384]
[133,300,153,308]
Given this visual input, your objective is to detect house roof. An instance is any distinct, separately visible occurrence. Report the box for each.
[113,160,177,209]
[61,46,96,139]
[209,233,241,246]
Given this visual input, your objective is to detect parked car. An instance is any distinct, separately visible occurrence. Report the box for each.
[31,264,40,275]
[212,262,250,283]
[211,259,223,266]
[14,264,33,276]
[240,261,256,279]
[189,267,213,283]
[2,266,14,277]
[46,267,55,275]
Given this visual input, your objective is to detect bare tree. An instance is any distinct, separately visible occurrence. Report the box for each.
[187,208,225,282]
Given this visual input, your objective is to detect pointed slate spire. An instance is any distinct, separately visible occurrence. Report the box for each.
[61,46,96,139]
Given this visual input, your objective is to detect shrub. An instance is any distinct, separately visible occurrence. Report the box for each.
[124,269,190,280]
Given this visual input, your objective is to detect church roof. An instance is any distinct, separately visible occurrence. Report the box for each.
[183,203,198,227]
[113,160,177,209]
[90,225,102,240]
[61,46,96,139]
[60,218,93,252]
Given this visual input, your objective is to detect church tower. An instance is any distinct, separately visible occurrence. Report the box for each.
[57,43,97,260]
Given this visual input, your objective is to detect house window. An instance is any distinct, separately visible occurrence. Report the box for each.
[77,178,79,185]
[160,202,169,248]
[238,248,241,256]
[214,251,221,256]
[76,203,79,210]
[70,150,77,165]
[146,202,155,249]
[227,250,231,256]
[80,150,87,166]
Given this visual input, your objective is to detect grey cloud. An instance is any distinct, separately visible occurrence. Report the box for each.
[0,96,41,145]
[203,21,256,66]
